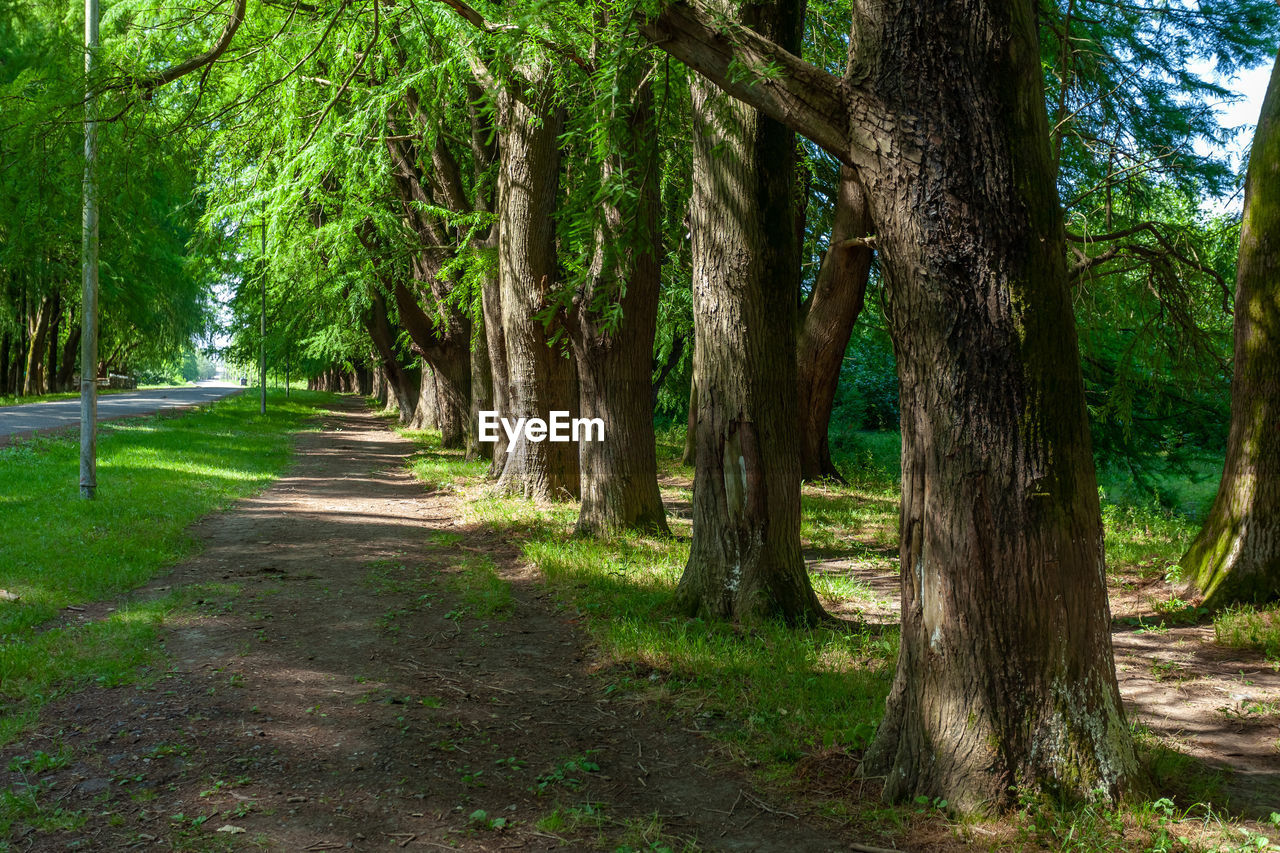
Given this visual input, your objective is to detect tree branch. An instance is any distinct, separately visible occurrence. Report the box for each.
[637,1,850,164]
[130,0,248,96]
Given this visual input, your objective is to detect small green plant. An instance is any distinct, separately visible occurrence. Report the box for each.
[533,753,602,794]
[468,808,507,831]
[1215,605,1280,660]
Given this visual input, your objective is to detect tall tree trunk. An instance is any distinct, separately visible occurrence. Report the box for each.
[797,167,873,481]
[677,0,825,625]
[408,360,439,431]
[480,252,510,472]
[23,296,51,396]
[469,313,495,461]
[641,0,1138,809]
[1181,52,1280,608]
[843,0,1136,810]
[392,282,470,448]
[56,319,79,393]
[365,289,417,423]
[46,291,61,391]
[681,378,697,466]
[493,77,580,499]
[569,76,668,536]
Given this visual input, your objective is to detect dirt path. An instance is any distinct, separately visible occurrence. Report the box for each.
[4,400,862,852]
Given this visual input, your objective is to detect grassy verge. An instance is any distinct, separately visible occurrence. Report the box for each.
[402,424,1280,851]
[1215,605,1280,661]
[0,383,197,408]
[0,390,333,743]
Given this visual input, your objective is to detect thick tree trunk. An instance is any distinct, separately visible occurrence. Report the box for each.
[843,0,1136,810]
[638,0,1140,809]
[677,0,825,625]
[494,79,580,499]
[365,290,417,423]
[23,296,51,396]
[1181,52,1280,608]
[56,320,79,393]
[408,361,439,431]
[569,77,668,536]
[393,282,470,448]
[797,167,873,481]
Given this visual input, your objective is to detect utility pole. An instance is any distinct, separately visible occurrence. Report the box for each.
[79,0,99,499]
[259,211,266,414]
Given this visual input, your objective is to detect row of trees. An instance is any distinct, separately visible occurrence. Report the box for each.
[0,0,216,396]
[9,0,1277,816]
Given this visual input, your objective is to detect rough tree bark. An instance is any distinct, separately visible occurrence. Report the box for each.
[681,379,697,466]
[797,167,873,481]
[493,75,580,500]
[643,0,1136,809]
[22,296,51,396]
[480,253,511,472]
[364,289,418,423]
[1181,52,1280,608]
[408,360,439,431]
[675,0,826,624]
[569,75,669,536]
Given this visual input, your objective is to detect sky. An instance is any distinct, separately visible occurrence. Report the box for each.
[1195,59,1275,213]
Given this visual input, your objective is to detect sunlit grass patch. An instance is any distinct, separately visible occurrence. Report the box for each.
[1102,502,1198,577]
[0,390,331,744]
[1214,604,1280,660]
[399,429,487,493]
[448,554,513,618]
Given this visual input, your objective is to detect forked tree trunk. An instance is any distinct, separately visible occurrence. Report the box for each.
[23,296,51,396]
[642,0,1136,809]
[1181,52,1280,608]
[677,0,825,625]
[494,78,580,500]
[797,167,873,481]
[570,78,668,536]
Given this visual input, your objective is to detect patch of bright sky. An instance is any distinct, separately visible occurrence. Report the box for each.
[1193,59,1273,215]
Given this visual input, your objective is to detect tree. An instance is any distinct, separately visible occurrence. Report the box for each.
[642,0,1136,808]
[796,165,873,481]
[1181,51,1280,608]
[673,0,827,625]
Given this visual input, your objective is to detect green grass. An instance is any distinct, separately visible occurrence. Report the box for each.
[0,390,331,743]
[1214,604,1280,660]
[448,554,513,618]
[403,424,1279,851]
[0,382,192,408]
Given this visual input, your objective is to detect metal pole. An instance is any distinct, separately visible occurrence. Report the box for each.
[79,0,99,500]
[259,212,266,414]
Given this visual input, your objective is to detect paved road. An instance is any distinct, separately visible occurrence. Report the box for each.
[0,382,244,438]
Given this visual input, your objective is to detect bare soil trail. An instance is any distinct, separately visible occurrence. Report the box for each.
[2,399,866,852]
